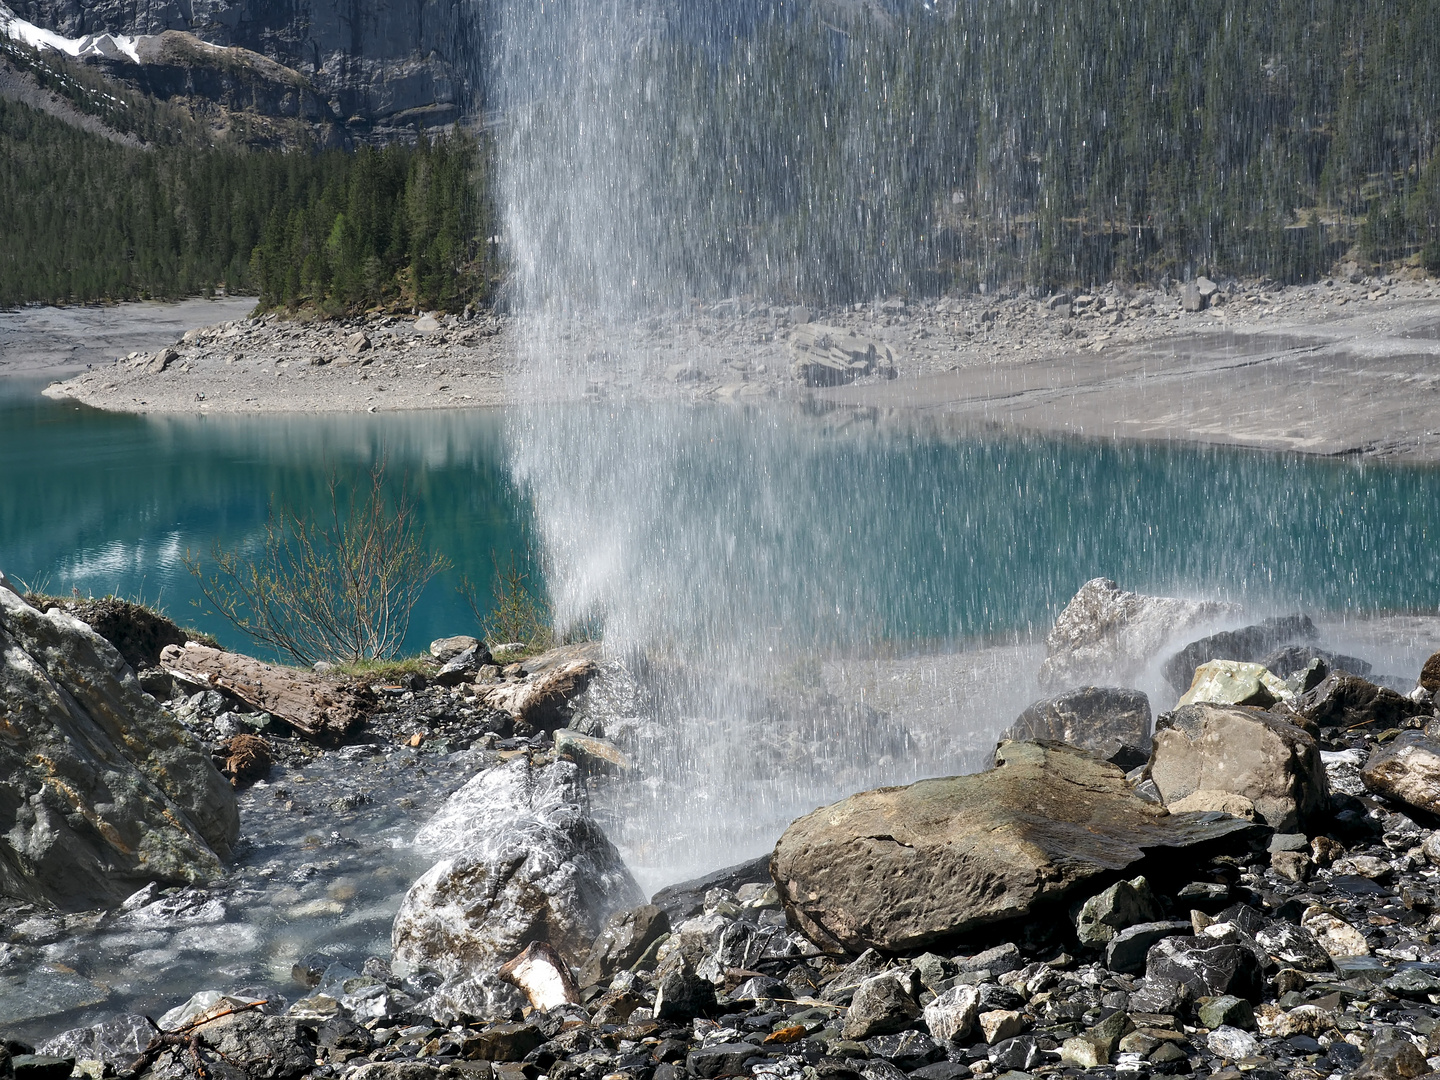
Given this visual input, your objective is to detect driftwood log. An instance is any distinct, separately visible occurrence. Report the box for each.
[160,643,369,743]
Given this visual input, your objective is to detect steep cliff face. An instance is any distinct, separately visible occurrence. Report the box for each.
[10,0,476,135]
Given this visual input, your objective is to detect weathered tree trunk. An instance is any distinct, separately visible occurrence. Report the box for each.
[160,643,369,743]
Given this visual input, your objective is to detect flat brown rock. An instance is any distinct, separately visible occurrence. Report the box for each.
[770,741,1258,954]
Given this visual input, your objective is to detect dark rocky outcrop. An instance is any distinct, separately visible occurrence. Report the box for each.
[1149,703,1328,832]
[1000,686,1151,770]
[769,740,1259,954]
[1161,615,1317,696]
[0,584,238,909]
[1298,672,1429,730]
[11,0,475,138]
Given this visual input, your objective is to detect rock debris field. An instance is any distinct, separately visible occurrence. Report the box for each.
[6,572,1440,1080]
[32,270,1440,460]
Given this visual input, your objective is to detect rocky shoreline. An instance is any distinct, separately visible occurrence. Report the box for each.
[4,573,1440,1080]
[25,270,1440,462]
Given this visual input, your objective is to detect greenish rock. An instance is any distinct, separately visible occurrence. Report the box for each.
[1148,1042,1188,1064]
[0,586,238,910]
[1074,876,1162,946]
[1197,995,1254,1030]
[1176,660,1290,709]
[772,742,1261,954]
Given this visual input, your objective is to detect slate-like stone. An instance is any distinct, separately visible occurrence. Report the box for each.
[771,742,1260,954]
[1001,686,1152,770]
[1105,920,1192,974]
[1145,936,1264,1003]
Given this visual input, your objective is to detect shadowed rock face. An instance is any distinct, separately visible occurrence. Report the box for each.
[12,0,474,132]
[769,741,1259,955]
[0,585,239,910]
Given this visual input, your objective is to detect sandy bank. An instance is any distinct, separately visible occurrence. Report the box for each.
[30,273,1440,462]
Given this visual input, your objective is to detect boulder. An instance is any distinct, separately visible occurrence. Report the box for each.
[650,856,772,920]
[1421,651,1440,693]
[1148,703,1328,831]
[770,741,1259,954]
[1360,732,1440,814]
[1037,578,1236,691]
[1162,616,1317,695]
[1262,644,1371,683]
[789,325,894,387]
[923,985,980,1042]
[1144,936,1264,1002]
[391,757,642,981]
[1298,673,1429,730]
[1000,686,1151,770]
[1073,876,1162,946]
[1254,923,1331,972]
[475,644,599,731]
[1104,920,1192,974]
[497,941,578,1011]
[1174,660,1290,709]
[842,973,922,1040]
[0,588,238,909]
[579,903,671,986]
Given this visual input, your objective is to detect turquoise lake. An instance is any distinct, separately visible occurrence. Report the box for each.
[4,384,1440,660]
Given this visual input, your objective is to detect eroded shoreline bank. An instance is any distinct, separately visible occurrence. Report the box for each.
[23,272,1440,462]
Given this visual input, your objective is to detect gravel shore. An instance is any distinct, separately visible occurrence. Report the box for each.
[23,270,1440,460]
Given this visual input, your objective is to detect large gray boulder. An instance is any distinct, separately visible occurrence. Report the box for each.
[1360,732,1440,814]
[1037,578,1236,691]
[1001,687,1151,770]
[391,756,642,982]
[0,584,238,910]
[1149,703,1328,832]
[769,741,1258,955]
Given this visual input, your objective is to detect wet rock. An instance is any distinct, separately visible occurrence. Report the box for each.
[476,645,599,730]
[10,1057,70,1080]
[178,1010,315,1080]
[418,973,527,1025]
[1254,922,1331,972]
[1105,920,1192,974]
[1355,1032,1428,1080]
[923,985,980,1042]
[1149,703,1328,831]
[987,1035,1041,1071]
[435,646,486,687]
[35,1013,153,1068]
[653,957,717,1021]
[1144,937,1264,1002]
[1206,1025,1258,1060]
[1036,578,1235,691]
[580,903,670,986]
[554,730,630,771]
[0,587,238,909]
[468,1022,544,1061]
[842,972,922,1039]
[1197,995,1254,1029]
[686,1043,756,1078]
[1262,644,1371,681]
[391,757,642,980]
[1002,686,1151,770]
[1162,616,1317,696]
[1360,732,1440,814]
[1074,876,1163,946]
[1421,651,1440,693]
[863,1032,943,1069]
[498,940,579,1011]
[1175,660,1290,709]
[772,741,1257,954]
[1298,673,1429,730]
[652,856,771,920]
